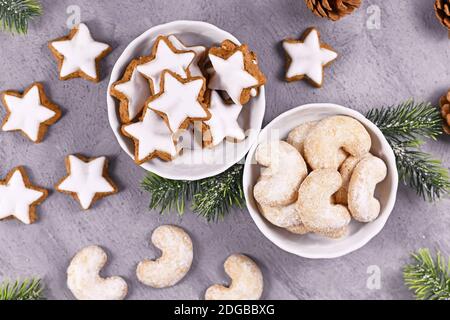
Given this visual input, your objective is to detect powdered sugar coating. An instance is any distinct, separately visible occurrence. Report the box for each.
[136,225,193,288]
[205,254,263,300]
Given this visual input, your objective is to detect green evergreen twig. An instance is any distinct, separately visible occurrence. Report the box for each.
[366,101,450,201]
[0,278,44,300]
[403,249,450,300]
[141,164,244,222]
[0,0,42,34]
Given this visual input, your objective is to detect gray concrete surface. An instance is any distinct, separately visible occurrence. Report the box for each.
[0,0,449,300]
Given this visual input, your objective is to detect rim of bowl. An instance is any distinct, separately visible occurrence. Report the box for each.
[243,103,399,259]
[107,20,266,180]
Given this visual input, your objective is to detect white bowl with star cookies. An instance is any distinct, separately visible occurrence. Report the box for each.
[107,20,266,180]
[243,104,398,259]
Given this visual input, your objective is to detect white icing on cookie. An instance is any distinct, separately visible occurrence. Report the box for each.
[123,110,177,162]
[50,23,110,79]
[113,68,151,121]
[283,29,337,86]
[137,38,195,94]
[0,168,45,224]
[148,72,209,132]
[168,35,206,77]
[2,85,57,142]
[208,51,259,104]
[57,155,115,210]
[204,91,245,147]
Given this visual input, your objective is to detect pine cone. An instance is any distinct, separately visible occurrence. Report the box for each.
[304,0,362,21]
[435,0,450,31]
[439,89,450,134]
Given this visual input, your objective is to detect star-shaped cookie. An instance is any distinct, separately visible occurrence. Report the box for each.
[203,91,245,147]
[0,167,48,225]
[110,58,152,123]
[49,23,112,82]
[122,109,178,164]
[283,27,338,87]
[168,35,206,77]
[55,155,118,210]
[137,36,196,94]
[208,40,266,105]
[1,83,61,143]
[147,70,210,132]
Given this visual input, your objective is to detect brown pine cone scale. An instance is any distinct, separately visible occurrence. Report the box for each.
[305,0,362,21]
[435,0,450,29]
[439,89,450,134]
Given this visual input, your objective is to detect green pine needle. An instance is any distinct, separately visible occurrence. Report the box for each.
[367,101,450,201]
[366,100,443,141]
[0,278,44,300]
[0,0,42,34]
[142,164,244,222]
[403,249,450,300]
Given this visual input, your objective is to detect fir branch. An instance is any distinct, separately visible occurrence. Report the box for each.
[141,173,197,215]
[390,139,450,201]
[0,0,42,34]
[403,249,450,300]
[192,164,245,222]
[0,278,44,300]
[141,164,245,221]
[366,101,450,201]
[366,100,443,141]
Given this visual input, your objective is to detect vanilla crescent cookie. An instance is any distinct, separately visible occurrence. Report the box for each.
[1,83,61,143]
[137,36,196,94]
[67,245,128,300]
[283,27,338,87]
[335,155,363,205]
[110,58,152,123]
[137,225,193,288]
[0,167,48,225]
[297,169,351,239]
[208,40,266,105]
[253,141,308,207]
[205,254,263,300]
[49,23,111,83]
[55,155,118,210]
[287,120,347,163]
[203,91,245,147]
[304,116,371,170]
[147,70,210,132]
[122,108,177,164]
[257,203,302,229]
[348,155,387,222]
[168,35,206,78]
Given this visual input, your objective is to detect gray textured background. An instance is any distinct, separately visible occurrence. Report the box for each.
[0,0,449,300]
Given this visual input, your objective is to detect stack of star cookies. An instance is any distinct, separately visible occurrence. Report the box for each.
[110,35,266,165]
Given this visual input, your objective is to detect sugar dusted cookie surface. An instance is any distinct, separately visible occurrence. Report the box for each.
[111,58,152,123]
[67,245,128,300]
[348,155,387,222]
[208,40,266,105]
[122,109,177,164]
[137,225,193,288]
[49,23,111,82]
[1,83,61,143]
[283,27,337,87]
[203,91,245,147]
[254,141,308,207]
[0,167,48,225]
[258,202,304,229]
[205,254,263,300]
[147,70,210,132]
[137,36,195,94]
[55,155,118,210]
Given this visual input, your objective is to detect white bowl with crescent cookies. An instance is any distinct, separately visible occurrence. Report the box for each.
[107,20,266,180]
[243,104,398,259]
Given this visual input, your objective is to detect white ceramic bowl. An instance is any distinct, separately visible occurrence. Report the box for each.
[107,21,266,180]
[243,104,398,259]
